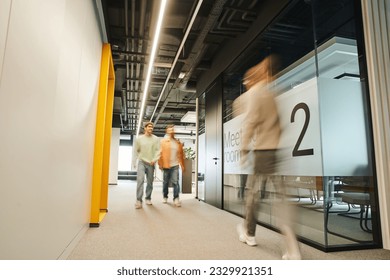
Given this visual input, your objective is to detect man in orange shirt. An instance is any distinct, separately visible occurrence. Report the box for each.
[158,124,185,207]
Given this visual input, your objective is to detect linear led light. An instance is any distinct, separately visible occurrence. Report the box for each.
[136,0,168,136]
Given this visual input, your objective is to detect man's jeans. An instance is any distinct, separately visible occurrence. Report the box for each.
[136,160,155,202]
[162,165,180,199]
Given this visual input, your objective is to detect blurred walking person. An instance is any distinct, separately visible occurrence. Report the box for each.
[158,124,185,207]
[236,54,301,260]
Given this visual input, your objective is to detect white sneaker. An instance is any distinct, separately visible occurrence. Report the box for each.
[145,199,152,205]
[135,201,142,209]
[237,224,246,241]
[280,226,301,260]
[282,252,302,260]
[174,198,181,207]
[163,197,168,204]
[237,224,257,246]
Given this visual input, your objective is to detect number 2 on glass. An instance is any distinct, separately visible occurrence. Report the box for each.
[290,102,314,157]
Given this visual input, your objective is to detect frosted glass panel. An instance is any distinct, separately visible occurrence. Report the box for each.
[318,78,372,176]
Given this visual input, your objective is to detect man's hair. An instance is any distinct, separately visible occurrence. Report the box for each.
[165,124,175,131]
[243,53,280,88]
[144,121,153,128]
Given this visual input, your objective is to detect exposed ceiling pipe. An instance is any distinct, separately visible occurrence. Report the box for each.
[123,0,129,124]
[149,0,204,123]
[130,0,135,130]
[180,0,229,87]
[112,50,148,56]
[121,89,127,130]
[119,112,124,131]
[139,1,146,41]
[153,0,228,125]
[134,0,147,131]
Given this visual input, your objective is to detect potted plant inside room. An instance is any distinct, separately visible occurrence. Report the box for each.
[182,147,195,193]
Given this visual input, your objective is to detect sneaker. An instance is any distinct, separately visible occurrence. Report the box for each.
[280,226,301,260]
[145,199,152,205]
[237,224,257,246]
[174,198,181,207]
[282,252,302,260]
[162,197,168,204]
[135,201,142,209]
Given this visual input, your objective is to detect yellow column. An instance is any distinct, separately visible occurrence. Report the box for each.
[100,65,115,211]
[90,43,115,227]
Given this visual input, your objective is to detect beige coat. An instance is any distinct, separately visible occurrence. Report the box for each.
[241,81,281,151]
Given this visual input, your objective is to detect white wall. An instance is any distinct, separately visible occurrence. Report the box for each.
[0,0,11,78]
[109,128,120,184]
[0,0,103,259]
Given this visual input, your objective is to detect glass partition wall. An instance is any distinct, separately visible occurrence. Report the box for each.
[221,0,380,251]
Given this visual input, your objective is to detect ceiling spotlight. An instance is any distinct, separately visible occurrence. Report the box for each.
[178,72,185,79]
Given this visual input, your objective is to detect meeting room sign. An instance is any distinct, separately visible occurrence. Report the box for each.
[223,78,323,176]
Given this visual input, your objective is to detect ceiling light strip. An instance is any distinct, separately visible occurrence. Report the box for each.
[149,0,204,122]
[136,0,168,135]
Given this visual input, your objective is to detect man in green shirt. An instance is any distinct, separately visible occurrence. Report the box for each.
[134,122,160,209]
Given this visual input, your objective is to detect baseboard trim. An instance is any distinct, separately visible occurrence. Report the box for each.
[57,223,89,260]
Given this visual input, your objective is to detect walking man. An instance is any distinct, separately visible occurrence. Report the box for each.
[134,122,160,209]
[158,124,185,207]
[236,54,301,260]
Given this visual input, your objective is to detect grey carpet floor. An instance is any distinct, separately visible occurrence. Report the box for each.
[68,181,390,260]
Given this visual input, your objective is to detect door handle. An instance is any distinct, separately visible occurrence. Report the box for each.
[212,157,219,160]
